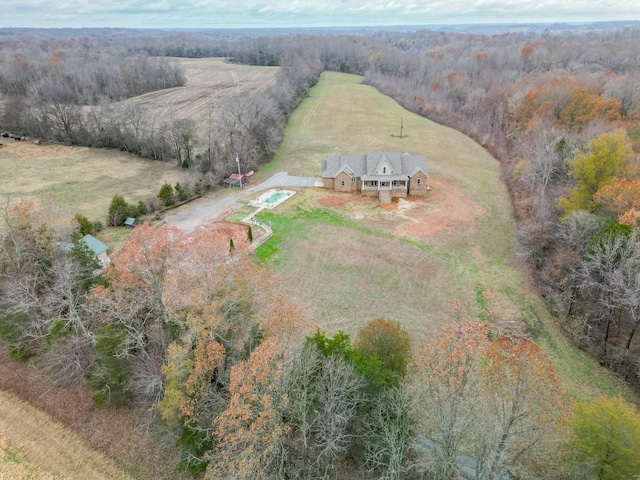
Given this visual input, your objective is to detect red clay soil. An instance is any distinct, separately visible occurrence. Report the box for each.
[379,201,398,211]
[318,196,351,207]
[317,178,484,239]
[188,221,253,251]
[397,177,485,238]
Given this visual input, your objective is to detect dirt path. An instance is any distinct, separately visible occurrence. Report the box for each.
[165,172,320,232]
[0,390,132,479]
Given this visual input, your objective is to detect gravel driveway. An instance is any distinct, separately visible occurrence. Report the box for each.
[165,172,321,232]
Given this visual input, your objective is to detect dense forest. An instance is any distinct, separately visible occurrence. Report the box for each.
[2,24,640,479]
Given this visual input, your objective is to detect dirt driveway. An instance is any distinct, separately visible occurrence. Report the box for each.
[165,172,321,232]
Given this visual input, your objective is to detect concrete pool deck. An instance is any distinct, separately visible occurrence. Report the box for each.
[248,189,296,209]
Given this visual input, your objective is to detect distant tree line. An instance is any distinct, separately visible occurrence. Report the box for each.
[0,34,321,180]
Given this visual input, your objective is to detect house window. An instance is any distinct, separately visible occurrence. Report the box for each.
[392,180,397,186]
[383,167,387,173]
[341,180,345,186]
[417,178,421,184]
[352,177,356,183]
[372,181,378,186]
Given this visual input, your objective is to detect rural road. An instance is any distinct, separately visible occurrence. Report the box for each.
[165,172,321,232]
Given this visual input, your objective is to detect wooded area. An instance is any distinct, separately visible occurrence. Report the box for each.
[2,24,640,479]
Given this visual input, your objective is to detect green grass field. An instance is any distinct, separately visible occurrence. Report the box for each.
[257,72,631,401]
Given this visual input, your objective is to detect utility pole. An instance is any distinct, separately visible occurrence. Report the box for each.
[236,153,243,189]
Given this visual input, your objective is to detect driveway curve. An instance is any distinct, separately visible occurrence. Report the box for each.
[165,172,321,232]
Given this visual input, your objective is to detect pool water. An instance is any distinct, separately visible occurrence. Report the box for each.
[265,192,288,203]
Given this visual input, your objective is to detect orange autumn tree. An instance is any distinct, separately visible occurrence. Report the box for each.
[409,320,490,480]
[410,322,567,479]
[559,88,621,129]
[355,318,412,377]
[207,337,289,480]
[475,337,568,479]
[595,177,640,226]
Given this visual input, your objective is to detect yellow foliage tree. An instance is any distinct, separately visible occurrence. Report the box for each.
[558,131,634,216]
[569,396,640,479]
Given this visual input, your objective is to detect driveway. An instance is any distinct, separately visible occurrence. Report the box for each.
[165,172,321,232]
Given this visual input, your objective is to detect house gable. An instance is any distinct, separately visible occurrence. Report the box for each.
[322,151,429,199]
[374,155,395,175]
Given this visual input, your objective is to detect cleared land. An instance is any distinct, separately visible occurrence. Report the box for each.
[124,57,278,130]
[257,71,629,400]
[0,390,132,479]
[260,72,516,338]
[0,58,278,224]
[0,141,185,223]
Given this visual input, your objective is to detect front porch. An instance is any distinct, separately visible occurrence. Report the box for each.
[361,179,408,202]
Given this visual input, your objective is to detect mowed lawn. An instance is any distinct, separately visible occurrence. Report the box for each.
[257,72,629,400]
[0,142,184,222]
[260,72,517,338]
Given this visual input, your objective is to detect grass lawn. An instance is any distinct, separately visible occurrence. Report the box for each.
[0,142,185,223]
[257,72,631,402]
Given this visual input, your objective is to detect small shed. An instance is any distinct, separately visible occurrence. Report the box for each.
[124,217,136,228]
[81,234,111,268]
[224,171,254,188]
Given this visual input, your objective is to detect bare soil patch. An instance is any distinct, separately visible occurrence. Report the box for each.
[318,195,351,207]
[394,177,485,239]
[314,178,485,241]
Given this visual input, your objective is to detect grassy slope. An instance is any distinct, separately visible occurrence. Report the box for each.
[0,391,132,479]
[258,71,630,401]
[0,141,185,222]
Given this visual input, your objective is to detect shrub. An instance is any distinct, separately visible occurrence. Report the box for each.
[175,182,188,201]
[73,212,93,236]
[158,182,174,207]
[0,312,33,360]
[107,194,131,227]
[90,326,130,407]
[136,200,147,216]
[92,220,103,233]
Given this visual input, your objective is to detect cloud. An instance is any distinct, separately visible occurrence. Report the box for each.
[0,0,637,28]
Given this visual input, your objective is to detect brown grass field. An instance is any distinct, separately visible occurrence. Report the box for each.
[0,141,185,223]
[0,390,132,480]
[257,71,631,401]
[124,57,278,129]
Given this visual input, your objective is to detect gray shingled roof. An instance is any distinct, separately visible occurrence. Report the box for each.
[321,152,427,178]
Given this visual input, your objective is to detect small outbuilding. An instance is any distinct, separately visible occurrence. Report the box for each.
[124,217,137,228]
[81,234,111,268]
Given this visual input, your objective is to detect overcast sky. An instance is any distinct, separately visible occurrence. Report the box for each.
[1,0,638,29]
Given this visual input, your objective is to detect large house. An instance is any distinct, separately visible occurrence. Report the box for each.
[321,152,429,203]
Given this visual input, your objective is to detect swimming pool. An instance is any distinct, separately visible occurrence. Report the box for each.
[249,189,296,209]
